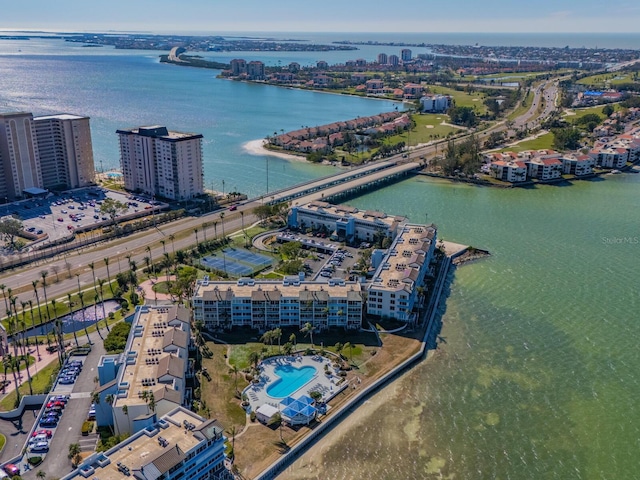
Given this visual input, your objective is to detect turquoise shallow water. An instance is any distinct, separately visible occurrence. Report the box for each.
[267,365,318,398]
[2,35,640,479]
[281,174,640,479]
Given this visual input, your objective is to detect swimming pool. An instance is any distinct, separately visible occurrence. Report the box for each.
[266,364,317,398]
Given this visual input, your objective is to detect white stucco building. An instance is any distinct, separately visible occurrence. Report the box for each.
[367,223,437,323]
[118,125,204,201]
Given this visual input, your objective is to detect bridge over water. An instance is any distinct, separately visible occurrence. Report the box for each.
[262,160,423,206]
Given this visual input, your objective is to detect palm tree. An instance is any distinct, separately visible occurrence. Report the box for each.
[301,322,315,348]
[161,239,166,255]
[40,271,50,323]
[220,213,226,242]
[51,300,64,366]
[169,234,176,255]
[229,364,240,394]
[66,294,79,348]
[212,221,218,240]
[0,284,8,316]
[344,341,354,363]
[122,404,129,433]
[193,229,199,248]
[273,327,282,353]
[97,278,109,332]
[36,470,46,480]
[32,280,45,340]
[104,257,113,294]
[145,245,154,278]
[76,275,91,344]
[249,351,260,371]
[240,211,247,247]
[105,394,118,435]
[4,353,20,406]
[202,222,208,242]
[68,443,82,468]
[289,333,297,350]
[28,300,41,360]
[268,412,285,444]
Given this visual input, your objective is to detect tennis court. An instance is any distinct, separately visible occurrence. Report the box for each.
[201,256,253,276]
[222,248,273,268]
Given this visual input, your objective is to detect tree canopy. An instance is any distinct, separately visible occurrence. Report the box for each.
[0,217,24,249]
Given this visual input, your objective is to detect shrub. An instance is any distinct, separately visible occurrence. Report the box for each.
[82,421,94,435]
[104,322,132,353]
[250,411,256,422]
[28,456,42,465]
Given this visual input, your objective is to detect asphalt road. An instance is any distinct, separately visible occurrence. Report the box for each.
[0,77,561,309]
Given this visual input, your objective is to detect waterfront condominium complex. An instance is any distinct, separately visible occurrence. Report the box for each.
[287,201,405,244]
[34,114,96,190]
[62,407,232,480]
[95,305,191,436]
[0,111,96,200]
[0,112,43,201]
[367,223,437,323]
[192,276,363,331]
[117,125,204,201]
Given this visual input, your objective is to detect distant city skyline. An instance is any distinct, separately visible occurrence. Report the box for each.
[1,0,639,34]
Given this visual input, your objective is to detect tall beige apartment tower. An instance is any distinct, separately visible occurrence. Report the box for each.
[34,114,96,190]
[117,125,204,201]
[0,112,43,201]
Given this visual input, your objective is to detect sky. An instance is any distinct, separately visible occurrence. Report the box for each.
[1,0,639,34]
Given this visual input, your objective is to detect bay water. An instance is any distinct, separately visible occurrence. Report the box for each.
[1,34,639,479]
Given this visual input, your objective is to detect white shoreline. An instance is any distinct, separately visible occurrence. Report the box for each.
[243,139,309,163]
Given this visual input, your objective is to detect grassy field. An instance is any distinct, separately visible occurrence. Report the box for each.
[500,132,555,153]
[564,104,621,124]
[0,433,5,452]
[0,360,60,411]
[578,72,638,87]
[427,85,488,114]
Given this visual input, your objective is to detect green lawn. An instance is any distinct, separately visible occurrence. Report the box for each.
[0,433,5,452]
[564,104,620,124]
[0,360,60,411]
[501,132,555,152]
[381,113,460,148]
[427,85,488,114]
[578,72,638,87]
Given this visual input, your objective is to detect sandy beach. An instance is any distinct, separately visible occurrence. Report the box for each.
[243,139,308,163]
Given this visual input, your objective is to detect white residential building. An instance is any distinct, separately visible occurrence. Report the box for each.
[288,201,405,244]
[0,112,43,200]
[562,154,595,176]
[527,155,563,180]
[367,224,437,323]
[420,94,451,113]
[34,114,95,190]
[62,407,232,480]
[192,276,363,331]
[489,160,528,182]
[96,305,191,435]
[588,147,629,169]
[118,125,204,201]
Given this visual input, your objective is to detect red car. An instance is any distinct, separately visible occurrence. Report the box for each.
[229,205,237,211]
[31,429,53,438]
[46,401,65,409]
[3,464,19,476]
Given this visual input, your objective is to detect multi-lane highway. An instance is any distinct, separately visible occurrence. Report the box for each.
[0,77,563,309]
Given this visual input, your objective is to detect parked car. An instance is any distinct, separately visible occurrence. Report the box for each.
[53,395,69,403]
[32,429,53,438]
[39,418,57,428]
[58,376,75,385]
[30,441,49,453]
[3,464,19,476]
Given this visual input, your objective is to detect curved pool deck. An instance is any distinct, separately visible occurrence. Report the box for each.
[245,354,338,411]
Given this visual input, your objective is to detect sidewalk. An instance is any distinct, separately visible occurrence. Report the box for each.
[0,345,60,404]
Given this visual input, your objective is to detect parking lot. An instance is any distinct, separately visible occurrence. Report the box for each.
[276,231,361,281]
[2,187,165,251]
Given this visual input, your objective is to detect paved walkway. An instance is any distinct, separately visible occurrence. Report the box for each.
[0,346,60,400]
[138,275,176,303]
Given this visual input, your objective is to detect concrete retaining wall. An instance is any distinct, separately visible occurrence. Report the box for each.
[254,256,452,480]
[0,394,48,420]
